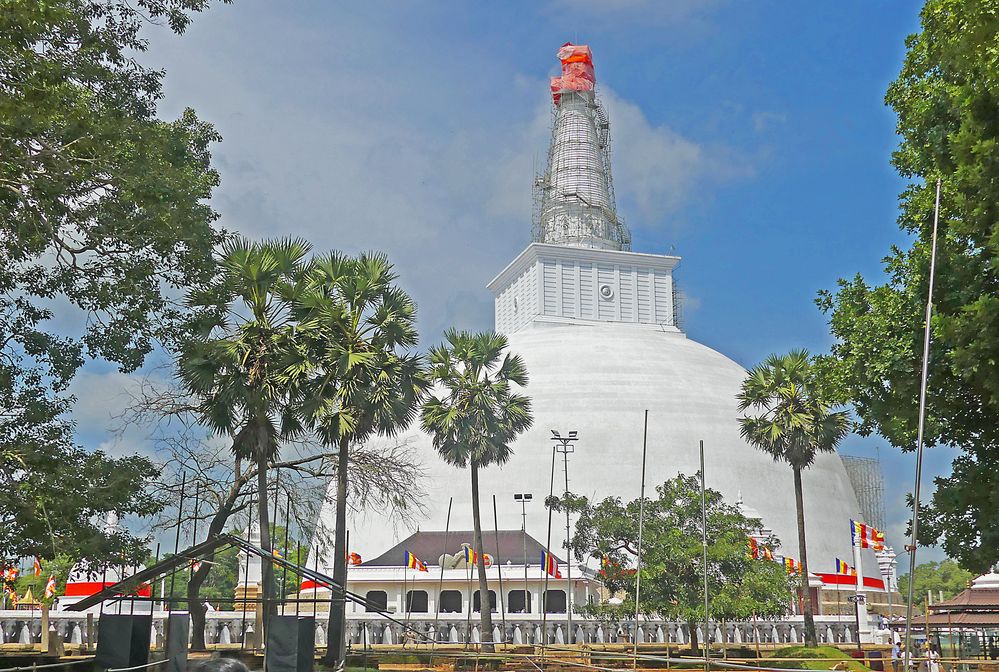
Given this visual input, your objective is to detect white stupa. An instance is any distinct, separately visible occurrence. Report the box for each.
[313,43,877,580]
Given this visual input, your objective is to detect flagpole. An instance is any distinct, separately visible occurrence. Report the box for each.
[853,523,865,646]
[429,498,452,667]
[493,494,507,645]
[633,410,649,664]
[542,443,556,652]
[904,177,942,672]
[699,440,710,672]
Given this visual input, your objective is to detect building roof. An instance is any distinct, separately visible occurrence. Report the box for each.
[929,588,999,611]
[925,611,999,627]
[362,529,564,567]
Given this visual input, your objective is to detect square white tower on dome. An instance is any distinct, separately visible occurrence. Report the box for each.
[488,243,682,335]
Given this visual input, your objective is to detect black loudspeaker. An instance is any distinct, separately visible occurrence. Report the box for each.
[164,613,190,672]
[266,616,316,672]
[94,614,152,672]
[296,617,316,672]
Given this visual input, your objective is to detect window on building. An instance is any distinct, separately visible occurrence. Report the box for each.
[544,589,566,614]
[406,590,429,613]
[508,590,532,613]
[364,590,388,613]
[473,589,497,613]
[439,590,462,613]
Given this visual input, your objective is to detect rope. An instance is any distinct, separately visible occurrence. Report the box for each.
[0,660,94,672]
[104,660,168,672]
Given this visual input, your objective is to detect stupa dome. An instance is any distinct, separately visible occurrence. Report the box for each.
[321,316,873,574]
[315,42,877,579]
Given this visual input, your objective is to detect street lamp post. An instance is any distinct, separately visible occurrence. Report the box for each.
[552,430,578,644]
[514,493,533,615]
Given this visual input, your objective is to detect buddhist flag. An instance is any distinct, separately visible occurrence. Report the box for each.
[850,520,886,551]
[783,557,800,573]
[346,552,362,565]
[404,551,428,572]
[44,575,57,599]
[541,550,562,579]
[748,537,774,561]
[3,566,17,583]
[835,558,858,576]
[463,547,479,564]
[6,587,18,607]
[33,557,42,577]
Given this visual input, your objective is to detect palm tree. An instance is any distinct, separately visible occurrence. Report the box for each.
[290,252,427,668]
[178,236,310,644]
[421,330,533,652]
[737,349,850,647]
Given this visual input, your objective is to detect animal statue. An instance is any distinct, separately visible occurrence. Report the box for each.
[437,543,493,569]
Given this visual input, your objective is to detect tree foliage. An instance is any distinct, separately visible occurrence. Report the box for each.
[815,0,999,571]
[288,251,428,666]
[422,329,533,651]
[562,474,795,649]
[897,559,974,610]
[737,349,850,647]
[0,0,222,564]
[179,237,312,627]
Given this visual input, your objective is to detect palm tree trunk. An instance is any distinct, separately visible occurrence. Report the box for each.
[257,452,276,626]
[324,435,351,668]
[470,461,495,652]
[794,465,817,646]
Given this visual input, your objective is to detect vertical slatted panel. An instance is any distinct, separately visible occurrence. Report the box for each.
[561,261,575,317]
[654,269,672,325]
[637,269,651,322]
[579,263,593,319]
[543,259,558,316]
[618,266,633,321]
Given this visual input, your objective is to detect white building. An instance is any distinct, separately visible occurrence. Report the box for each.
[312,42,884,615]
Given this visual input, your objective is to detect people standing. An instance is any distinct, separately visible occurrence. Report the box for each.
[892,640,902,672]
[928,645,941,672]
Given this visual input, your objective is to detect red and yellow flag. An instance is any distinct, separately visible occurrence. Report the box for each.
[404,551,428,572]
[541,550,562,578]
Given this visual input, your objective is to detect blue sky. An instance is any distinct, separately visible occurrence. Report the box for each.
[69,1,955,563]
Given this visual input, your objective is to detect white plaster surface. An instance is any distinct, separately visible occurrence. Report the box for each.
[317,319,880,579]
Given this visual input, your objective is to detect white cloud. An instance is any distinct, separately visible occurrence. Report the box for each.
[599,88,754,231]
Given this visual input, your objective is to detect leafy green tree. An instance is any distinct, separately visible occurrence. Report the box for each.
[1,0,222,565]
[815,0,999,572]
[738,350,850,647]
[179,237,310,641]
[562,474,795,651]
[422,330,533,652]
[898,560,974,611]
[290,252,427,667]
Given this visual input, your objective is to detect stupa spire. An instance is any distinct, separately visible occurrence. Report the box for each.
[534,43,631,251]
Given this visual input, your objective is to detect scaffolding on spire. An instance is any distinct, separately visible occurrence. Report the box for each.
[533,43,631,251]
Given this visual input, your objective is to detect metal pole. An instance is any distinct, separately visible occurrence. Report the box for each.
[429,497,452,668]
[168,471,187,619]
[240,491,254,650]
[493,495,507,644]
[520,497,530,615]
[633,410,649,662]
[904,178,942,672]
[542,444,556,650]
[563,447,575,644]
[189,482,201,583]
[700,440,710,672]
[281,497,291,615]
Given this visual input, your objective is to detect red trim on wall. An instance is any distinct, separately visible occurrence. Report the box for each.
[816,573,885,590]
[63,582,152,597]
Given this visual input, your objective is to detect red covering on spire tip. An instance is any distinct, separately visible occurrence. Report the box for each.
[551,43,595,104]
